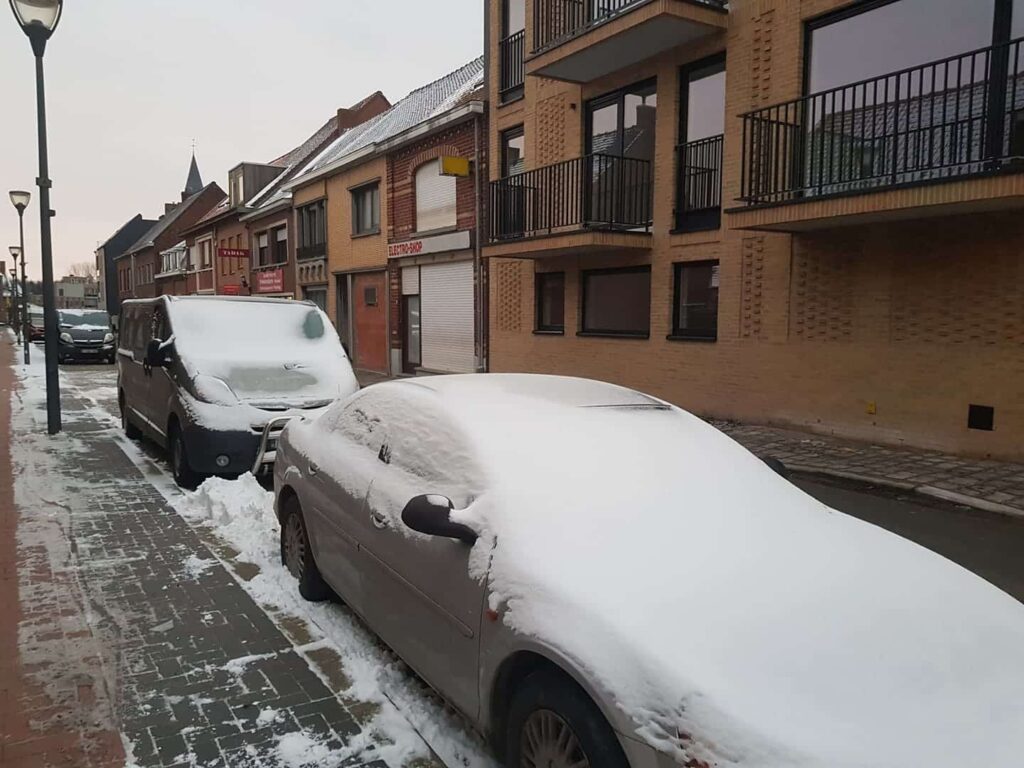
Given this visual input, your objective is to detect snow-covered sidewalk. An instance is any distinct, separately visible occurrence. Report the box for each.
[8,348,494,768]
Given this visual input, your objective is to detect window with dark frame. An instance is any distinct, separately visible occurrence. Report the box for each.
[676,56,725,232]
[671,261,720,341]
[580,266,651,337]
[535,272,565,333]
[271,226,287,264]
[500,126,526,177]
[352,183,380,236]
[298,200,326,258]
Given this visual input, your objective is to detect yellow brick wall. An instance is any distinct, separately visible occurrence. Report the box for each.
[486,0,1024,460]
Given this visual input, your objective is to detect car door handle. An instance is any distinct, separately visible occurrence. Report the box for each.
[370,511,388,530]
[308,462,319,476]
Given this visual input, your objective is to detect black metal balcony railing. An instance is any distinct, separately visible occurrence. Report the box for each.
[675,134,723,231]
[489,153,653,241]
[499,29,525,100]
[740,38,1024,206]
[533,0,728,51]
[296,242,326,261]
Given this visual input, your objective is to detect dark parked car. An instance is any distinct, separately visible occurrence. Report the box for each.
[28,306,44,342]
[58,309,115,363]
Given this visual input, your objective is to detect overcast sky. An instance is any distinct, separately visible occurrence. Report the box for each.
[0,0,483,280]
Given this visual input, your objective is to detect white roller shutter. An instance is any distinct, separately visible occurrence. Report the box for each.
[415,160,457,232]
[420,261,475,373]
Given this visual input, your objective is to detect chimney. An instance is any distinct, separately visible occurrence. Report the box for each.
[337,92,391,130]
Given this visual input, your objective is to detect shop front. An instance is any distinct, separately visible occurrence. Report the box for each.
[388,230,476,375]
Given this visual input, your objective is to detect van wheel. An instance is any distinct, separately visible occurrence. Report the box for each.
[280,496,331,602]
[506,670,628,768]
[168,422,202,490]
[120,394,141,440]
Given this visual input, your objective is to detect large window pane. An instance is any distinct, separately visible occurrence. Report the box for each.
[685,62,726,142]
[501,126,526,176]
[673,261,719,340]
[1015,0,1024,38]
[582,267,650,336]
[415,160,457,232]
[808,0,996,94]
[535,272,565,332]
[589,101,621,156]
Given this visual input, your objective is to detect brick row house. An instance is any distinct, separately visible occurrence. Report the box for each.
[484,0,1024,460]
[284,58,486,375]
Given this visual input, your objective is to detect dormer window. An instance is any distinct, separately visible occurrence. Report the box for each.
[230,172,245,207]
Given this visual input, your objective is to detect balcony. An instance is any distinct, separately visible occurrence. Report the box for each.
[528,0,727,84]
[731,38,1024,232]
[499,29,526,102]
[486,153,653,258]
[297,242,326,261]
[675,134,723,232]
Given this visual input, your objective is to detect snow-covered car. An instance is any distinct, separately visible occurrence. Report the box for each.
[118,296,358,488]
[274,374,1024,768]
[57,308,115,363]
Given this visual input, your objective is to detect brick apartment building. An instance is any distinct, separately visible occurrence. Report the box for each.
[95,214,156,318]
[117,156,224,301]
[241,93,392,307]
[287,58,484,375]
[485,0,1024,460]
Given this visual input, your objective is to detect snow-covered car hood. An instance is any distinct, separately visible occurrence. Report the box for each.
[187,355,355,409]
[432,376,1024,768]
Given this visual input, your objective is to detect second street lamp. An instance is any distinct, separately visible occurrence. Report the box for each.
[10,0,63,433]
[7,251,20,343]
[10,190,31,364]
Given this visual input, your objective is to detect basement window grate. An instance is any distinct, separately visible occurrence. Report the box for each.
[967,404,995,432]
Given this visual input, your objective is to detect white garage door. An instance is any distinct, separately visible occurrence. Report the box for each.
[420,260,475,373]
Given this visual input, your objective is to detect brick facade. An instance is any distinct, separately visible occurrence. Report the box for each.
[484,0,1024,460]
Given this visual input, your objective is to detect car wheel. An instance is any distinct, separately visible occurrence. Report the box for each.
[506,670,628,768]
[120,395,141,440]
[280,496,331,602]
[168,422,202,490]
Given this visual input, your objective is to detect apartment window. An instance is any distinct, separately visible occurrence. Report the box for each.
[671,261,719,341]
[500,0,525,101]
[415,160,457,232]
[298,200,326,258]
[535,272,565,333]
[807,0,999,94]
[500,125,526,176]
[272,226,288,264]
[352,183,380,236]
[580,266,651,337]
[676,56,725,232]
[198,240,213,269]
[257,233,270,266]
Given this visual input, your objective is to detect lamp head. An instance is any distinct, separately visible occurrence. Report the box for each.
[9,190,31,212]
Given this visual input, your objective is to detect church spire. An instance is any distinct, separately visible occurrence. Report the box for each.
[183,146,203,200]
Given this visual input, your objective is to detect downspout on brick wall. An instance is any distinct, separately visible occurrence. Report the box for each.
[474,111,486,372]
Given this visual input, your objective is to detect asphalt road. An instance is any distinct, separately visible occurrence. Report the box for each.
[61,359,1024,605]
[797,474,1024,604]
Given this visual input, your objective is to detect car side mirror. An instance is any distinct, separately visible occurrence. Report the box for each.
[401,495,477,544]
[145,338,168,367]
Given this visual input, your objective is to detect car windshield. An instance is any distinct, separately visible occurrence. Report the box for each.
[59,310,109,328]
[167,299,351,401]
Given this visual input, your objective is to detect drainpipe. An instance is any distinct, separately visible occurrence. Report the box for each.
[473,111,486,373]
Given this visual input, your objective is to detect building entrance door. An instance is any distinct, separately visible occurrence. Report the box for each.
[352,271,388,373]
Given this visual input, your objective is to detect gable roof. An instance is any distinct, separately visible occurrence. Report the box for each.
[122,182,222,257]
[289,57,484,187]
[98,214,156,251]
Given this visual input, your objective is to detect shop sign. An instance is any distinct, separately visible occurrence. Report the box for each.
[221,285,241,296]
[218,248,248,259]
[255,268,285,293]
[387,230,471,259]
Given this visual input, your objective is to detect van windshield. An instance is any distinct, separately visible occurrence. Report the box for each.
[166,299,354,403]
[59,310,109,328]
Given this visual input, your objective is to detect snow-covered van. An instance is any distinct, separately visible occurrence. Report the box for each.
[117,296,358,488]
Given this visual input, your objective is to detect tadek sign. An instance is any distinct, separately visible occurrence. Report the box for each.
[387,230,471,259]
[218,248,248,259]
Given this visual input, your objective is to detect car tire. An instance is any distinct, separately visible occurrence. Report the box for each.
[168,422,202,491]
[280,496,331,602]
[506,670,628,768]
[121,395,142,440]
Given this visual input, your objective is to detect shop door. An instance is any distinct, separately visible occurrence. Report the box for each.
[420,261,475,373]
[352,271,388,373]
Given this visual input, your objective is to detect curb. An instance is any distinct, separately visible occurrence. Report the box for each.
[783,462,1024,520]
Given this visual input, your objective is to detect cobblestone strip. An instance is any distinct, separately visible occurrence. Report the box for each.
[13,379,407,768]
[717,422,1024,516]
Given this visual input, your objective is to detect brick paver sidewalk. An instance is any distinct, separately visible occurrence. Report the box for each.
[717,422,1024,517]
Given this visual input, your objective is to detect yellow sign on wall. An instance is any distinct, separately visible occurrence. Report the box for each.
[439,156,470,177]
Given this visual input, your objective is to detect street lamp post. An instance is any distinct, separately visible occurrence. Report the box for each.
[5,255,19,343]
[10,0,63,434]
[10,190,31,364]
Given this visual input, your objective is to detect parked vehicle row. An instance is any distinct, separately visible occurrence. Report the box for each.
[114,297,1024,768]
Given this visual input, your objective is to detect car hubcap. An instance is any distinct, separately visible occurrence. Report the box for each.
[521,710,589,768]
[284,515,305,578]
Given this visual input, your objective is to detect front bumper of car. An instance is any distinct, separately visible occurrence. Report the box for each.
[58,338,115,360]
[179,422,262,476]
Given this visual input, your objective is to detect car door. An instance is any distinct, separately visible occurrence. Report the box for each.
[145,303,177,445]
[122,303,159,437]
[299,393,389,618]
[358,392,487,720]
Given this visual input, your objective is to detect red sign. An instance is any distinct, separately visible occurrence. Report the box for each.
[221,285,241,296]
[218,248,248,259]
[387,240,424,258]
[255,268,285,294]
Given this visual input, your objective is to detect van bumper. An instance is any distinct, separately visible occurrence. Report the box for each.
[180,425,260,476]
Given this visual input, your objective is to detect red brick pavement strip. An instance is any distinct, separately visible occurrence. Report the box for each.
[0,339,125,768]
